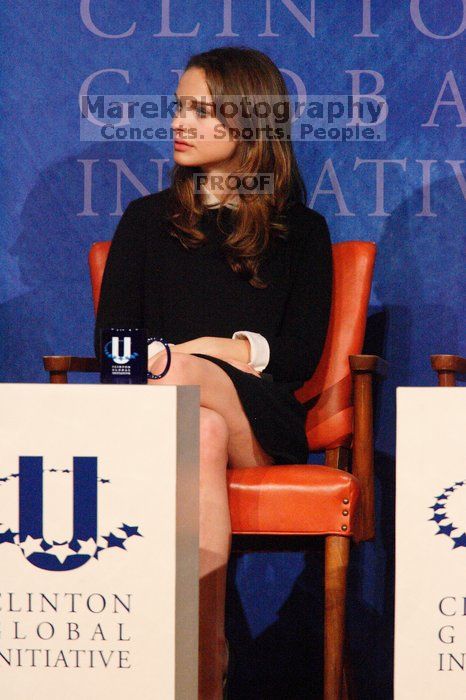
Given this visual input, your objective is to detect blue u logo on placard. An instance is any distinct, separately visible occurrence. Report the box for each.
[0,456,143,570]
[19,456,98,572]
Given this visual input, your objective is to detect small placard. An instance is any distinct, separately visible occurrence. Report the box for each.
[395,387,466,699]
[0,383,200,699]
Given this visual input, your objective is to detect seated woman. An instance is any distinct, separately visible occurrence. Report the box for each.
[94,46,333,700]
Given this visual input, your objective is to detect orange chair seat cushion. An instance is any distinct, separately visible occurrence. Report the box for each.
[227,464,360,536]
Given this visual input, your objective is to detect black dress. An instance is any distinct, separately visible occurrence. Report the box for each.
[93,187,333,465]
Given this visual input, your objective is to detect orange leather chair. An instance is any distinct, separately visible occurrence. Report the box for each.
[44,240,386,700]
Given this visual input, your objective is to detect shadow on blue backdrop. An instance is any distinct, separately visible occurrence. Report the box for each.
[0,142,161,383]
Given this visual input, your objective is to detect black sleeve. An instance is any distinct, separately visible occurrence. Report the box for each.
[265,212,333,383]
[93,200,146,359]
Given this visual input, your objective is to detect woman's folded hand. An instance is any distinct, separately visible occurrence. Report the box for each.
[175,338,261,376]
[147,336,262,377]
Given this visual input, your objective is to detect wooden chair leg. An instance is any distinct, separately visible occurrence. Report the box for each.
[342,634,357,700]
[324,535,350,700]
[49,371,69,383]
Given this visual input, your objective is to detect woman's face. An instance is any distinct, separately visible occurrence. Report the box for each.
[172,67,240,176]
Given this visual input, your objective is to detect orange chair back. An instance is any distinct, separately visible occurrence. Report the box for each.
[89,242,111,317]
[294,242,376,451]
[89,240,376,453]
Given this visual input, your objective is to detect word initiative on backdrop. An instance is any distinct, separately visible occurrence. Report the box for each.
[75,154,465,220]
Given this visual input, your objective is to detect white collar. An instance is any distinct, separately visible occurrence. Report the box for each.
[201,183,239,210]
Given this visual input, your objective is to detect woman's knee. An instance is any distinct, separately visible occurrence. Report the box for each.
[199,407,229,469]
[148,351,195,381]
[199,407,229,449]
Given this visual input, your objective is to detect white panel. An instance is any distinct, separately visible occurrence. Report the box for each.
[395,387,466,699]
[0,383,200,699]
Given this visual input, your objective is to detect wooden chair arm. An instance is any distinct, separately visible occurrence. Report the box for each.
[430,354,466,386]
[43,355,100,383]
[348,354,387,543]
[349,354,388,377]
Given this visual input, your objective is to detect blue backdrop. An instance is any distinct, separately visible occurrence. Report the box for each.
[1,1,465,697]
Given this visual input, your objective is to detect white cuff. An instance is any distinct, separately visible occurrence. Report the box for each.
[231,331,270,372]
[148,340,174,360]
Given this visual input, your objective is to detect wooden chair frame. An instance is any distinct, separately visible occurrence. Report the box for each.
[43,354,386,699]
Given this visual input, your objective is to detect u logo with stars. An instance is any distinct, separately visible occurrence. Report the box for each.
[0,456,143,572]
[428,479,466,550]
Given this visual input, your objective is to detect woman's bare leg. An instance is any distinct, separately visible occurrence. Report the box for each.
[197,406,231,699]
[149,353,275,699]
[149,352,276,467]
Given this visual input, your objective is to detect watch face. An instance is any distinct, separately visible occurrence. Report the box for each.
[100,328,148,384]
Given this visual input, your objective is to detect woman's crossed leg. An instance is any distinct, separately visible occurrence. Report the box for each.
[149,351,274,467]
[148,352,274,699]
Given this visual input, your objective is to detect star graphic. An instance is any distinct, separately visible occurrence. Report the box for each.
[47,543,74,564]
[93,546,104,559]
[0,477,9,482]
[77,538,97,556]
[430,503,445,511]
[20,535,45,558]
[430,513,448,523]
[10,473,19,478]
[436,523,457,537]
[49,468,58,472]
[119,523,143,538]
[452,534,466,549]
[435,494,447,500]
[0,529,18,544]
[444,487,455,493]
[62,469,71,473]
[103,533,126,550]
[68,539,81,553]
[100,478,110,484]
[454,481,465,486]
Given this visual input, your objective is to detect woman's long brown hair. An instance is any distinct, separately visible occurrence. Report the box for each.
[166,46,307,288]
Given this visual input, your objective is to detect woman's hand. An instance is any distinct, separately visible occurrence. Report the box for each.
[148,337,262,378]
[169,336,219,356]
[148,337,214,371]
[172,336,250,362]
[160,336,251,363]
